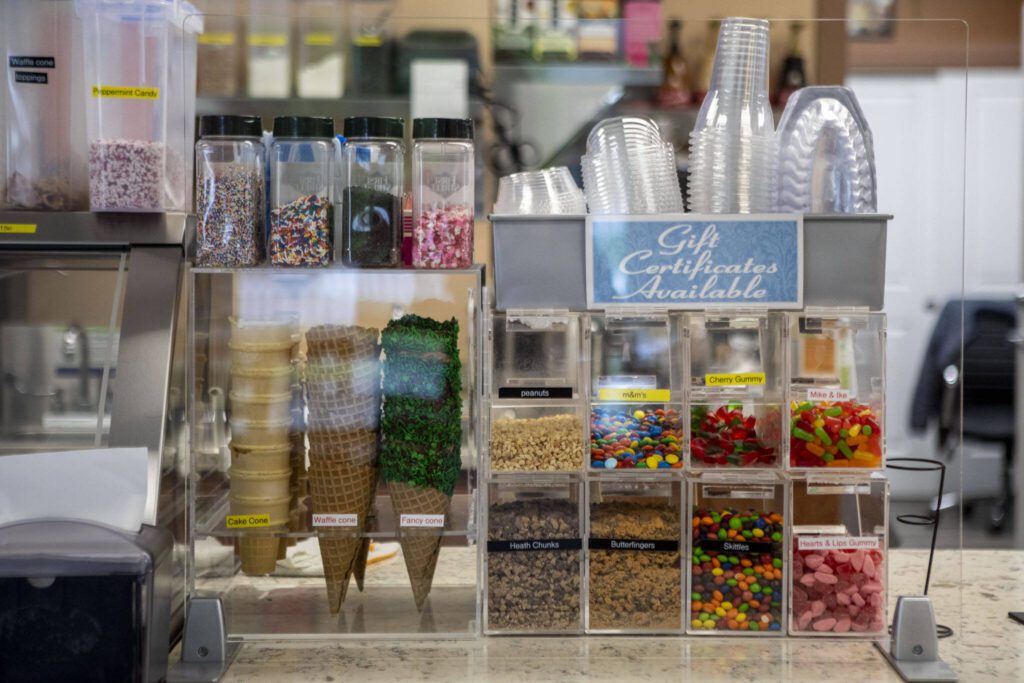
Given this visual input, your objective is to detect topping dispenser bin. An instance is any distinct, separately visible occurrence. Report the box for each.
[786,312,886,470]
[687,472,788,636]
[789,473,888,636]
[76,0,199,212]
[686,312,784,470]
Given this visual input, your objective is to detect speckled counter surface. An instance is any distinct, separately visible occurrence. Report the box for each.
[214,549,1024,682]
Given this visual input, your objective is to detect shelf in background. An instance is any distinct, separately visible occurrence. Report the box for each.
[0,211,190,248]
[492,63,661,87]
[196,95,486,122]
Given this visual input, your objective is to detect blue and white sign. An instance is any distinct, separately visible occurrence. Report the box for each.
[586,214,803,309]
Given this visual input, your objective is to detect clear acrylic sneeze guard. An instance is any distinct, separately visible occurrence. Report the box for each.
[188,267,482,638]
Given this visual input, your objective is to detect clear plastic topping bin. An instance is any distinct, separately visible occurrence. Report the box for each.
[586,477,683,633]
[786,312,886,470]
[484,478,584,634]
[789,473,888,636]
[687,472,787,636]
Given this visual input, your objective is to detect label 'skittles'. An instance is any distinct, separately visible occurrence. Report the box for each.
[597,388,671,402]
[312,513,358,527]
[9,56,55,68]
[400,514,445,528]
[487,539,582,552]
[0,224,37,234]
[806,388,852,402]
[91,85,160,99]
[304,32,337,46]
[699,539,774,554]
[498,387,573,400]
[588,538,679,552]
[198,32,236,46]
[705,372,766,387]
[14,72,47,84]
[248,33,288,47]
[797,536,880,551]
[226,514,271,528]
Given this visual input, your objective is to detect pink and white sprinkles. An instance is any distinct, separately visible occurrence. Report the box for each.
[88,139,165,211]
[412,204,473,269]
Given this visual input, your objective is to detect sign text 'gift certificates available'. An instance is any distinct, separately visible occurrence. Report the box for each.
[586,215,803,309]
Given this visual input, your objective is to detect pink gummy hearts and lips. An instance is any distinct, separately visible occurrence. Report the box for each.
[791,544,885,634]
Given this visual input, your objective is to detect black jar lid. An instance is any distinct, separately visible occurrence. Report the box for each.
[272,115,335,139]
[412,118,474,140]
[199,114,263,138]
[344,116,405,139]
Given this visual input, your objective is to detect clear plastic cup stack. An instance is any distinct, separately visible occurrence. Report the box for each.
[494,166,587,215]
[776,86,877,214]
[581,116,684,215]
[687,18,777,214]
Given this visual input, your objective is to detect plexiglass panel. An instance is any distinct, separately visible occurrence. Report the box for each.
[189,266,482,638]
[0,252,125,454]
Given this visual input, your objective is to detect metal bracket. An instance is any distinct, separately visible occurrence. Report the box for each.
[167,597,241,683]
[875,596,957,682]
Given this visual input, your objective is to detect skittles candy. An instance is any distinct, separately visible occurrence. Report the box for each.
[690,507,784,634]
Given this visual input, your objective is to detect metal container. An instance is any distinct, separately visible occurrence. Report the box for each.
[491,214,890,311]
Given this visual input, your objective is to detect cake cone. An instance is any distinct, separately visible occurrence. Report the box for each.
[239,527,283,575]
[310,461,377,614]
[388,480,451,611]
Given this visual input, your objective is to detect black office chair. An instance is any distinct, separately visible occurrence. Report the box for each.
[937,307,1016,530]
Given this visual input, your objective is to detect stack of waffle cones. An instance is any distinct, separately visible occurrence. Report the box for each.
[305,325,381,614]
[380,316,463,612]
[227,316,300,576]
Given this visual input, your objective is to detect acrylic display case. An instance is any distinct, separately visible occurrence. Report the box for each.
[189,266,483,639]
[789,473,888,637]
[786,312,886,471]
[686,313,784,470]
[483,477,584,635]
[487,311,583,400]
[585,477,683,633]
[687,472,788,636]
[587,312,684,473]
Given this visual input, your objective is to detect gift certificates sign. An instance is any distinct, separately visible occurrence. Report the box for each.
[586,214,803,309]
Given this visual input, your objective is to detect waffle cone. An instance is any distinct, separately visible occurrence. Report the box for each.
[353,471,380,592]
[307,430,378,467]
[306,325,379,359]
[388,481,451,611]
[309,462,377,614]
[238,527,283,576]
[318,534,361,614]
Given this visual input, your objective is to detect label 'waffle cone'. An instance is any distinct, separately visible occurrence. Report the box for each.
[387,480,451,611]
[309,462,377,614]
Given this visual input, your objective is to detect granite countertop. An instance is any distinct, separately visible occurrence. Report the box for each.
[216,549,1024,682]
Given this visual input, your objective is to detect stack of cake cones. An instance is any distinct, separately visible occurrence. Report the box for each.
[305,325,381,614]
[227,316,300,576]
[380,316,463,612]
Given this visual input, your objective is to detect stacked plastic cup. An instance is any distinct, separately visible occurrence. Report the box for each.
[581,116,684,214]
[776,86,877,213]
[494,167,587,215]
[687,18,778,214]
